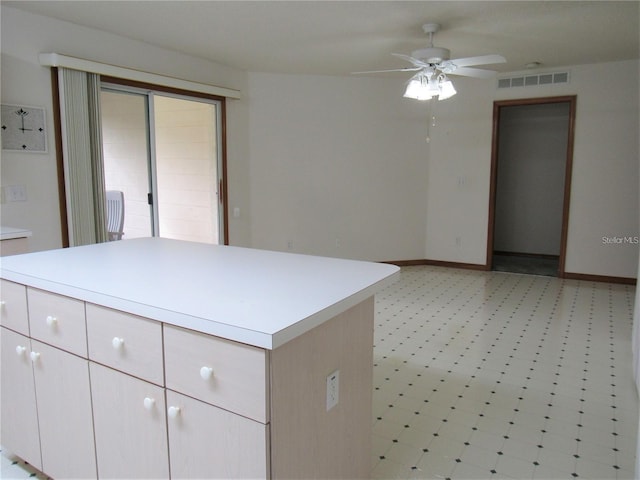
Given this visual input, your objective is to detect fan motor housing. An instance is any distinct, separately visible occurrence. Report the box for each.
[411,47,451,64]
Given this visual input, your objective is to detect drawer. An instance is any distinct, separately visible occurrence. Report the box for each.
[0,280,29,335]
[164,325,268,423]
[86,304,164,385]
[28,288,87,357]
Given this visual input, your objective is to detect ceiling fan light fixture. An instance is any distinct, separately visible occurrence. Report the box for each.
[404,73,437,100]
[437,75,457,100]
[404,72,457,101]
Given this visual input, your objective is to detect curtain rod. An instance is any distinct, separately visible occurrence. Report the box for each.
[39,53,241,99]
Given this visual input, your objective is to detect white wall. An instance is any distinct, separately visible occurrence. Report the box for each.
[424,76,496,264]
[561,61,639,278]
[425,60,639,277]
[2,6,638,278]
[247,73,429,261]
[0,6,250,251]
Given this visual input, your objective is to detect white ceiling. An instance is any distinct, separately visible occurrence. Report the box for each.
[5,1,640,77]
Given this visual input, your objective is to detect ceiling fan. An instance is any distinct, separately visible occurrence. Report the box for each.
[355,23,506,100]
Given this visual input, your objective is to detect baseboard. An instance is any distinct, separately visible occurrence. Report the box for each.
[382,259,488,271]
[381,259,637,285]
[381,259,430,267]
[561,272,637,285]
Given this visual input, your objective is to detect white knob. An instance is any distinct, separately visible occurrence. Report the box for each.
[46,315,57,327]
[168,406,181,418]
[15,345,27,356]
[200,366,214,380]
[143,397,155,410]
[112,337,125,349]
[0,300,6,307]
[30,351,40,362]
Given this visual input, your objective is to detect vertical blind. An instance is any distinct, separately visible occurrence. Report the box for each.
[57,68,108,246]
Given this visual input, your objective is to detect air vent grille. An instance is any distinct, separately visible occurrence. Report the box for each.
[498,71,570,89]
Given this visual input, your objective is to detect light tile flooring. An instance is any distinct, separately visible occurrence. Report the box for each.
[1,265,637,479]
[372,266,638,479]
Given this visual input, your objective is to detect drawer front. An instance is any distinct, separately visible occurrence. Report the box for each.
[86,304,164,385]
[0,280,29,335]
[164,325,268,423]
[28,288,87,357]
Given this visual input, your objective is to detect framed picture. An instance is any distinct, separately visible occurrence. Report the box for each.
[1,104,48,153]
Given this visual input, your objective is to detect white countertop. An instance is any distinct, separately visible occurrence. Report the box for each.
[0,238,399,349]
[0,226,32,240]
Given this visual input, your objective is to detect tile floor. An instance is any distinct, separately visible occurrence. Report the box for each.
[372,266,638,479]
[1,265,637,479]
[0,449,47,480]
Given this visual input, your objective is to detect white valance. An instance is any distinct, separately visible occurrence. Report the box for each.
[39,53,241,99]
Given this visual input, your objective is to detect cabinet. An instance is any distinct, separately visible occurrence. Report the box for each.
[0,227,31,257]
[86,304,169,478]
[164,325,270,478]
[1,292,374,479]
[0,283,96,479]
[1,281,40,470]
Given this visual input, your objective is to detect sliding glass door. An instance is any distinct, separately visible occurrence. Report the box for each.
[153,95,221,244]
[100,85,223,244]
[101,89,153,238]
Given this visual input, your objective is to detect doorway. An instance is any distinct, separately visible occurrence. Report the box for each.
[487,96,576,276]
[100,84,225,244]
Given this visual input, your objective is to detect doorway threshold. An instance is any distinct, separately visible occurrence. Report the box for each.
[492,253,559,277]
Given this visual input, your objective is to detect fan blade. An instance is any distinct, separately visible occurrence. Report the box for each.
[351,66,422,74]
[391,53,429,69]
[445,54,506,67]
[447,67,498,78]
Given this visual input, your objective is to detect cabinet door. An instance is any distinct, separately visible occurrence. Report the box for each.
[30,339,97,479]
[0,327,41,470]
[90,363,169,479]
[166,390,269,480]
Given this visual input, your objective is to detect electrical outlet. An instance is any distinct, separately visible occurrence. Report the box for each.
[326,369,339,411]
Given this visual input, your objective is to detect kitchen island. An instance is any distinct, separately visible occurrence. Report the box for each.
[0,238,399,479]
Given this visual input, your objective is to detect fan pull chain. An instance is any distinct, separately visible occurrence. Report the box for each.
[426,101,436,143]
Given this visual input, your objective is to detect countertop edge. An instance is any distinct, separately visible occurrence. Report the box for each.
[1,264,400,350]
